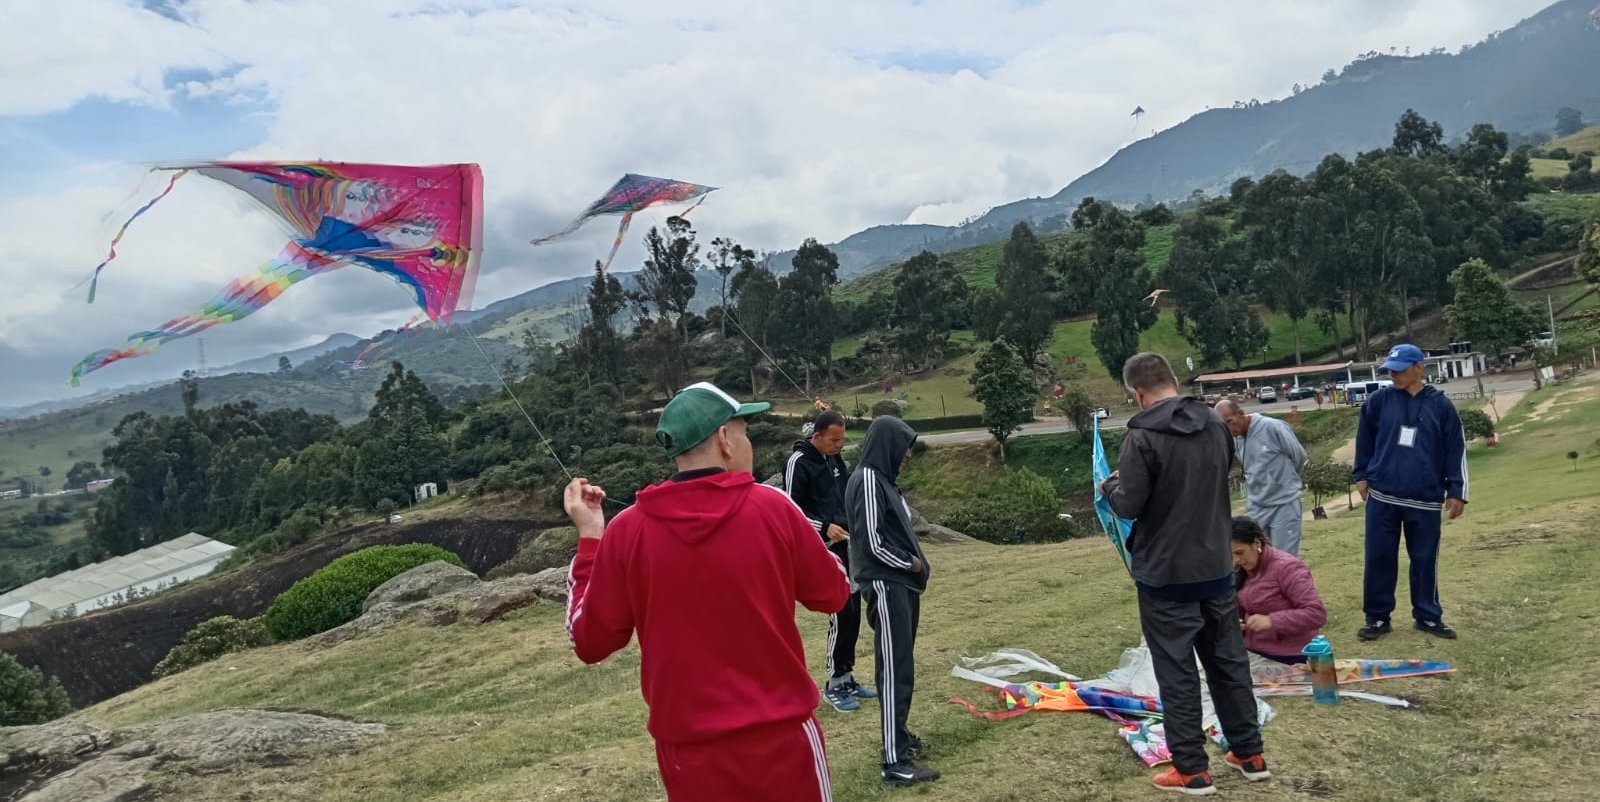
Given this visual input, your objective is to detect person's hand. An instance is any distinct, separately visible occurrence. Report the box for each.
[910,556,924,575]
[1357,481,1369,502]
[825,523,850,543]
[1244,614,1272,632]
[563,478,608,539]
[1444,498,1466,520]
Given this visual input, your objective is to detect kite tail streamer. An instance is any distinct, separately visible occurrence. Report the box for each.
[597,212,634,272]
[86,169,188,303]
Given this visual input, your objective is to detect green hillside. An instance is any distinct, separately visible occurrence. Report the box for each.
[1547,122,1600,155]
[75,379,1600,802]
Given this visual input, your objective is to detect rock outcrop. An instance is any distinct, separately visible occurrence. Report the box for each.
[318,562,570,645]
[0,709,383,802]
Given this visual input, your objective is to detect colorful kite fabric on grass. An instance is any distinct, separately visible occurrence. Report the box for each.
[531,173,716,272]
[1092,416,1133,573]
[73,162,483,385]
[950,648,1453,767]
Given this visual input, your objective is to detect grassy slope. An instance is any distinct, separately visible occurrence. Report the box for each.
[1546,123,1600,156]
[83,375,1600,802]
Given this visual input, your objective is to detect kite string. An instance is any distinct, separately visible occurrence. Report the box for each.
[452,319,627,508]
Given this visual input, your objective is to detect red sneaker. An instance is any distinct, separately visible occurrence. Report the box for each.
[1224,751,1272,782]
[1151,768,1216,795]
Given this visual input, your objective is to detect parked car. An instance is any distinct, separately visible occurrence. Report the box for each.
[1286,386,1316,401]
[1258,386,1278,403]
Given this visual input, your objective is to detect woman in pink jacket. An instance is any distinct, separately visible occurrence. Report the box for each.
[1232,517,1327,664]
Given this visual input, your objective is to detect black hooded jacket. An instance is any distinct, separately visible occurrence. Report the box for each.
[1103,395,1235,597]
[847,416,929,591]
[784,438,850,559]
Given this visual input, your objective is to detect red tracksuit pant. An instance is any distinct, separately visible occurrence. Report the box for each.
[654,716,833,801]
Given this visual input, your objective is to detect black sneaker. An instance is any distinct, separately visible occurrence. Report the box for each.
[1357,620,1393,641]
[1415,620,1457,639]
[882,762,941,787]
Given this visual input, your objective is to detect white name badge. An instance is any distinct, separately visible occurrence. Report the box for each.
[1398,426,1418,448]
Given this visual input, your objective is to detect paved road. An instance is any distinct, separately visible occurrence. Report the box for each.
[917,374,1536,446]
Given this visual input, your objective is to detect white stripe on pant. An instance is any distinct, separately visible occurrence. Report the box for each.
[802,718,833,802]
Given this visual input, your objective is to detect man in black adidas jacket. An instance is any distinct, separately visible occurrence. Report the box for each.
[784,410,879,713]
[847,415,939,788]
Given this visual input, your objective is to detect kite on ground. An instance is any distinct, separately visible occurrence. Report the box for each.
[72,162,483,385]
[531,173,716,272]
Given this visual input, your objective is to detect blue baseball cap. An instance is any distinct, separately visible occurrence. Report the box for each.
[1380,344,1426,373]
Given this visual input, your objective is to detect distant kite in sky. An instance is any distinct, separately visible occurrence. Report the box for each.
[1130,106,1145,121]
[72,161,483,386]
[531,173,716,271]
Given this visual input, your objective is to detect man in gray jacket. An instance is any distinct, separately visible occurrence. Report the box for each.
[1217,400,1308,555]
[847,415,938,788]
[1102,353,1269,795]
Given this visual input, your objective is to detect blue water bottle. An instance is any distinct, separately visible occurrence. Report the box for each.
[1302,635,1339,705]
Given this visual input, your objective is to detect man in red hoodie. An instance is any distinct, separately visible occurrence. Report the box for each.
[563,381,852,802]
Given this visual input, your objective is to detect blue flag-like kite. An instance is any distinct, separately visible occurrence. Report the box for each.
[1092,416,1134,574]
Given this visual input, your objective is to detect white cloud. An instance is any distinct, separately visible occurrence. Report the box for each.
[0,0,1556,404]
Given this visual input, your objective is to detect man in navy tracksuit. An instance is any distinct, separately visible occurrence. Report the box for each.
[1352,344,1468,642]
[785,410,879,712]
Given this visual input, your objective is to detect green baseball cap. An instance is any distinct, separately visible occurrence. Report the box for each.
[656,381,772,457]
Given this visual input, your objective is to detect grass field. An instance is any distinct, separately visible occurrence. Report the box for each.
[80,373,1600,801]
[1529,157,1571,180]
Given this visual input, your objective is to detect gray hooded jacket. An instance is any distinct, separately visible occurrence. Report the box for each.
[1103,395,1235,595]
[846,416,929,591]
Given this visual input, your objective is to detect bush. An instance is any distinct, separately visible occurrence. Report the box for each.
[263,544,466,640]
[0,651,73,726]
[871,399,906,418]
[0,528,48,549]
[1303,457,1353,510]
[374,497,399,516]
[1549,147,1572,161]
[153,616,272,678]
[1460,408,1496,441]
[278,509,321,546]
[942,468,1077,544]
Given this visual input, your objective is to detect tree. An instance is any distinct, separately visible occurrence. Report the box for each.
[889,250,968,370]
[1571,153,1594,173]
[1555,107,1585,138]
[1392,109,1445,158]
[0,652,73,726]
[1058,382,1095,442]
[971,338,1035,461]
[1239,171,1331,364]
[65,460,103,490]
[1579,217,1600,287]
[1444,259,1538,358]
[1164,214,1268,368]
[731,260,781,394]
[991,222,1055,367]
[634,216,701,339]
[773,239,841,392]
[707,237,756,338]
[1058,198,1157,378]
[277,355,293,374]
[572,263,628,383]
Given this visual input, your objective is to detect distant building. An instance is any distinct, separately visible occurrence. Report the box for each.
[415,482,439,502]
[84,478,114,494]
[0,533,236,633]
[0,488,20,501]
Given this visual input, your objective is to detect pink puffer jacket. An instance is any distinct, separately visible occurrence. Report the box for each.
[1237,546,1327,657]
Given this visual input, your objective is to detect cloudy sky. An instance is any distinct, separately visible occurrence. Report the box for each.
[0,0,1554,406]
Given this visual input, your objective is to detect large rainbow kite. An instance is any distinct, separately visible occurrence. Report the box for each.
[531,173,716,271]
[72,161,483,385]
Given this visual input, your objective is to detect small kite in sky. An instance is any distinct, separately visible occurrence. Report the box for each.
[72,161,483,385]
[531,173,716,271]
[1142,288,1169,307]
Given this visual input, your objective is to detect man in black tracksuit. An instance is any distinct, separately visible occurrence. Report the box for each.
[847,415,939,788]
[1102,353,1270,796]
[784,410,879,712]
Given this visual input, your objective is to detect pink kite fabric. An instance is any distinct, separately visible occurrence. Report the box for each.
[73,162,483,385]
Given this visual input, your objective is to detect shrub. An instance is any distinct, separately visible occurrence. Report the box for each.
[1460,408,1496,441]
[1549,147,1572,161]
[943,468,1077,544]
[0,651,72,726]
[153,616,272,678]
[278,509,321,546]
[871,399,906,418]
[263,544,466,640]
[1303,458,1353,510]
[374,497,399,516]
